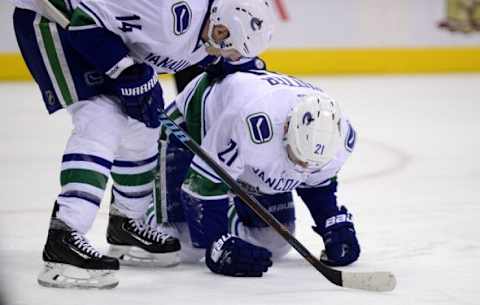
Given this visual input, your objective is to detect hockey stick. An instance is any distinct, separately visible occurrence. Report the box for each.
[39,1,396,291]
[159,112,396,292]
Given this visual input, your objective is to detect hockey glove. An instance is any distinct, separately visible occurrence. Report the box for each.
[313,206,360,267]
[206,234,273,277]
[113,63,163,128]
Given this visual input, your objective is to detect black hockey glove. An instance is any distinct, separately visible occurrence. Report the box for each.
[206,234,273,277]
[112,63,163,128]
[313,206,361,267]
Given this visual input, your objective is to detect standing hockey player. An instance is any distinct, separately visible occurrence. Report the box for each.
[152,70,361,277]
[12,0,275,288]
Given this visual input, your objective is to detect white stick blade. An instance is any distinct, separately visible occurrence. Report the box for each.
[342,271,396,292]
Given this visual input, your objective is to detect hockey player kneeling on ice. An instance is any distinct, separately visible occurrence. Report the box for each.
[148,69,361,277]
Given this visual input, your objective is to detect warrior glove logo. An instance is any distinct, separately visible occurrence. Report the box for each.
[120,77,158,96]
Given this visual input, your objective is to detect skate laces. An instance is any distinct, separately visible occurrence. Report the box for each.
[128,219,171,244]
[70,232,102,258]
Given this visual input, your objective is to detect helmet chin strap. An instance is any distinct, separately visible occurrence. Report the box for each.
[204,41,242,61]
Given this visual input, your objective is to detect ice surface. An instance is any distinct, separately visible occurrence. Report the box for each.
[0,74,479,305]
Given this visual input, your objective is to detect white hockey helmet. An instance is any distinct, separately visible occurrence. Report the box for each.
[285,94,343,168]
[208,0,275,58]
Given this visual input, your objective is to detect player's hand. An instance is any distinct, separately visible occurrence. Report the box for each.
[205,234,272,277]
[313,206,360,266]
[113,63,163,128]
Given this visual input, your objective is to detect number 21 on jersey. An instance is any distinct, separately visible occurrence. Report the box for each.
[217,139,238,166]
[314,143,326,155]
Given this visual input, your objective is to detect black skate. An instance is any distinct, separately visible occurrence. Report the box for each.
[38,218,119,289]
[106,207,181,267]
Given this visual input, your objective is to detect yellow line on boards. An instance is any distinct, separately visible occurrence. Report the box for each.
[261,47,480,75]
[1,47,480,81]
[0,53,32,81]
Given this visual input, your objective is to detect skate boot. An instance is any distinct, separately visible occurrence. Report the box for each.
[38,218,120,289]
[106,206,181,267]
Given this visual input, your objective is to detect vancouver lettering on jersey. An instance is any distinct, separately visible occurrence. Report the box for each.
[251,168,302,192]
[144,53,191,73]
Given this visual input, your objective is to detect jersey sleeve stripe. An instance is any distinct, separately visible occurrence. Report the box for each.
[34,15,75,107]
[201,86,214,137]
[78,3,106,28]
[180,183,228,200]
[190,160,222,184]
[182,76,203,115]
[165,100,179,115]
[298,177,336,188]
[185,75,211,143]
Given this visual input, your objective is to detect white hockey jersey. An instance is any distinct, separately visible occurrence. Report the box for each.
[14,0,213,73]
[173,71,357,195]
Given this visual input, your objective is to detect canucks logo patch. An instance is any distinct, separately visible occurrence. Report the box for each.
[246,113,273,144]
[172,2,192,35]
[345,121,356,152]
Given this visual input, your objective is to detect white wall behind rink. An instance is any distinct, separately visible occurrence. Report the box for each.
[1,0,479,53]
[272,0,480,48]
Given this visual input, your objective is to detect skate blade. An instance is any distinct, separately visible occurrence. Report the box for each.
[108,245,180,267]
[37,262,119,289]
